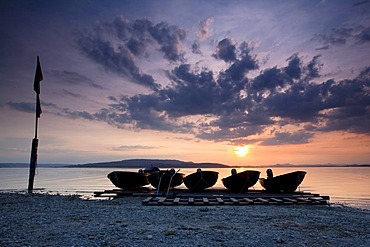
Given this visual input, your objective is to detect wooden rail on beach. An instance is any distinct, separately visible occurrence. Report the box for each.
[142,194,329,206]
[93,188,330,206]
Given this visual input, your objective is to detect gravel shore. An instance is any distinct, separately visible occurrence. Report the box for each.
[1,192,369,247]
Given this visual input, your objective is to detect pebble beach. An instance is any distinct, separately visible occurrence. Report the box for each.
[1,192,369,247]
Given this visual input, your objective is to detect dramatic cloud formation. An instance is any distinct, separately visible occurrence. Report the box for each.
[75,17,188,91]
[47,15,369,147]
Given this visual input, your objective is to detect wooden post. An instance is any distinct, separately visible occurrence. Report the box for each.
[28,56,43,193]
[28,138,38,193]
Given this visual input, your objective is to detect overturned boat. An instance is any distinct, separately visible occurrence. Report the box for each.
[222,169,260,192]
[259,169,306,193]
[183,169,219,192]
[107,171,149,190]
[147,169,185,190]
[142,165,160,174]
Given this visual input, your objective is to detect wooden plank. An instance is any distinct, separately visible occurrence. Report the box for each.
[269,197,283,203]
[255,198,269,204]
[296,197,310,204]
[229,198,240,204]
[321,196,330,200]
[242,198,254,203]
[173,197,180,205]
[238,201,249,205]
[142,197,153,205]
[188,197,194,205]
[209,199,218,205]
[157,197,166,205]
[195,199,205,205]
[309,197,328,204]
[216,198,224,204]
[305,193,320,197]
[202,198,209,204]
[283,198,297,204]
[310,196,323,200]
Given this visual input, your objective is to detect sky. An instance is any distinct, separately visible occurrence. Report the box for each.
[0,0,369,165]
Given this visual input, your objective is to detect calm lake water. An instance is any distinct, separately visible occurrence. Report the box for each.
[0,167,369,210]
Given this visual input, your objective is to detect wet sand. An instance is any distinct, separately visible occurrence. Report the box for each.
[1,192,369,246]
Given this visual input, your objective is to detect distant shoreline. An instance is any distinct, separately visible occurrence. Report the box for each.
[0,158,369,168]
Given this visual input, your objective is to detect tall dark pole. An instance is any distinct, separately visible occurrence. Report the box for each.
[28,138,39,193]
[28,56,43,193]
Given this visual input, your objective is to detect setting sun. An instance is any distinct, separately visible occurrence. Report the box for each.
[234,146,249,157]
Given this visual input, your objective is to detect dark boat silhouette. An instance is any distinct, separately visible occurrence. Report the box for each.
[142,165,160,174]
[222,169,260,192]
[147,169,185,190]
[183,169,219,192]
[259,169,306,193]
[107,171,149,190]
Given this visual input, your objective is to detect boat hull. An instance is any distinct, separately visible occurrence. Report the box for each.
[107,171,149,190]
[222,170,260,192]
[259,171,306,193]
[183,171,219,192]
[143,165,160,174]
[148,171,185,190]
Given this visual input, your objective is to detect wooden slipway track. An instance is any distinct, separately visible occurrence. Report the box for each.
[93,189,330,206]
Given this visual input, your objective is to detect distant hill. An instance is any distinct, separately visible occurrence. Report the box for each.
[69,159,229,169]
[0,163,28,168]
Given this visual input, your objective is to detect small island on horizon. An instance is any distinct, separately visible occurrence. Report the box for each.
[69,159,229,169]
